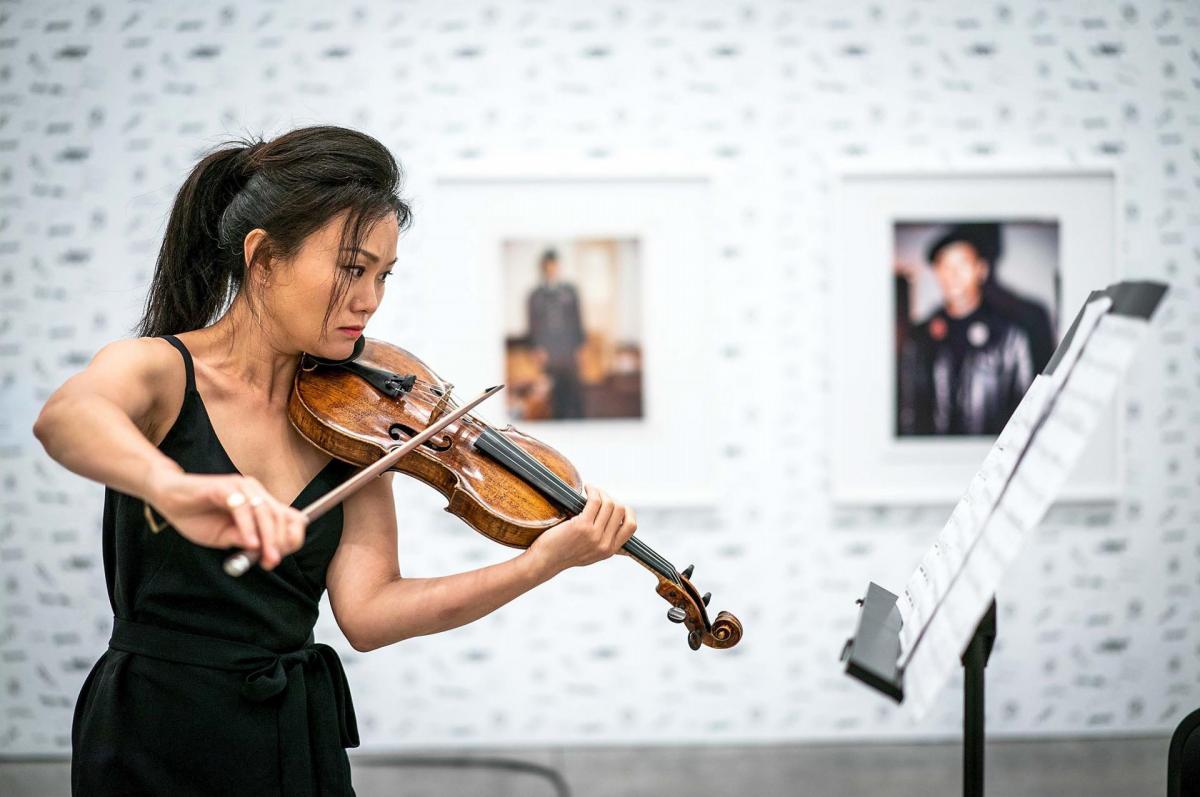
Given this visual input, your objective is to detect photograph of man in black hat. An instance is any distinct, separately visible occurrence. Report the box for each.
[894,221,1058,437]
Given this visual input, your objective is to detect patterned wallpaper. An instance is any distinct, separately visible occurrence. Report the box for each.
[2,0,1197,754]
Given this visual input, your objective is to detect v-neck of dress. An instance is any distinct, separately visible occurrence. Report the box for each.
[160,333,336,509]
[191,390,336,510]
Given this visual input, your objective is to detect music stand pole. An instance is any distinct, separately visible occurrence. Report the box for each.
[961,599,997,797]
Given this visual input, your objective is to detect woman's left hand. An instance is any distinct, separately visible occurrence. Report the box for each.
[525,484,638,578]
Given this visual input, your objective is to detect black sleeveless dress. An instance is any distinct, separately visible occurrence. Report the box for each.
[71,335,361,796]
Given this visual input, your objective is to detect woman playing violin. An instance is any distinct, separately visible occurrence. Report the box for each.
[32,125,638,796]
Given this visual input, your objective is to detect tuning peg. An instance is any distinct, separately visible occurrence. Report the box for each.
[681,564,694,579]
[667,606,687,623]
[702,592,711,606]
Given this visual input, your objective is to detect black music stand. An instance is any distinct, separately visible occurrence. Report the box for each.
[838,281,1170,797]
[841,584,997,797]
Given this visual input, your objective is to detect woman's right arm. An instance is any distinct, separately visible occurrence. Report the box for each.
[32,337,185,500]
[31,338,304,569]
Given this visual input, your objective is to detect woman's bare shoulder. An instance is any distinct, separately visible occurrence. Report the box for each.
[88,336,184,382]
[67,336,189,443]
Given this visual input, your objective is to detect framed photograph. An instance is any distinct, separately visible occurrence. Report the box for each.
[894,220,1059,438]
[831,170,1120,504]
[406,163,719,507]
[501,237,644,422]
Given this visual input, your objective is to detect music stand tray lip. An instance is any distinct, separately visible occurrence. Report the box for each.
[842,581,905,703]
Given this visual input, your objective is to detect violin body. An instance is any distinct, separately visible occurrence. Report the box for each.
[289,338,579,548]
[288,337,742,651]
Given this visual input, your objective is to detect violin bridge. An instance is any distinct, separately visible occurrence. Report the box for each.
[429,383,454,425]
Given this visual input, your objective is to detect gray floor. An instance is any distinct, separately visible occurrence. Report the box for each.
[0,736,1168,796]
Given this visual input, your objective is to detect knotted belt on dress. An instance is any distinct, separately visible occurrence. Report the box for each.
[109,617,359,796]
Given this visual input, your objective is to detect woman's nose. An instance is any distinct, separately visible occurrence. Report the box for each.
[351,283,381,314]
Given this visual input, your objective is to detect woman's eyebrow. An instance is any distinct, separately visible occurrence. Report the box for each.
[340,247,397,266]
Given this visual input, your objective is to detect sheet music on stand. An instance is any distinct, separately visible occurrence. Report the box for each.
[887,281,1169,718]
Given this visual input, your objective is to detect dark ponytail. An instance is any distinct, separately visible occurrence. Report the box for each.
[135,126,411,338]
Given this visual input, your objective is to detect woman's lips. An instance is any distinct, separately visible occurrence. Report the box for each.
[338,327,363,338]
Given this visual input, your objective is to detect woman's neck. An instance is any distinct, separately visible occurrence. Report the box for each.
[195,297,300,408]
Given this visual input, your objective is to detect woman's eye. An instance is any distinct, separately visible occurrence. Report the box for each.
[345,266,366,279]
[379,271,394,282]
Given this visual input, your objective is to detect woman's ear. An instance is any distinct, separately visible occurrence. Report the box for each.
[242,228,274,285]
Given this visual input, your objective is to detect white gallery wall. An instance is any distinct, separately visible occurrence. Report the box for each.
[1,0,1197,754]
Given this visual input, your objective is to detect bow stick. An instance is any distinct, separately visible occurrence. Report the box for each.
[221,384,503,576]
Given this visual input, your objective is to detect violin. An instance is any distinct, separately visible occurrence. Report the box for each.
[237,336,742,651]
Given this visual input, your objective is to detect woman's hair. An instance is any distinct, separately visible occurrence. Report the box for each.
[135,125,412,338]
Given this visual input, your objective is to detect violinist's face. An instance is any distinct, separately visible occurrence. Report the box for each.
[253,210,399,359]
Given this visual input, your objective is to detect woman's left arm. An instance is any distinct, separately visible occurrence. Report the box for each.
[325,472,634,652]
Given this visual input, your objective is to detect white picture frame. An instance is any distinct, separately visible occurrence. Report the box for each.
[830,169,1121,505]
[410,162,719,508]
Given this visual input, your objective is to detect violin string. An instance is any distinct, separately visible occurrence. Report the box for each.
[363,371,683,584]
[480,429,680,584]
[420,387,654,547]
[383,386,489,437]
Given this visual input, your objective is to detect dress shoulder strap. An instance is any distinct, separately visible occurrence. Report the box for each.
[159,334,196,393]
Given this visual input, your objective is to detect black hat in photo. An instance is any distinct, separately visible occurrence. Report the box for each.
[926,223,1002,267]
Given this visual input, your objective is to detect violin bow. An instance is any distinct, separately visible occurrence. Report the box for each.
[219,385,505,576]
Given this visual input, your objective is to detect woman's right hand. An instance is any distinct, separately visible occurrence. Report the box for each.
[143,469,309,570]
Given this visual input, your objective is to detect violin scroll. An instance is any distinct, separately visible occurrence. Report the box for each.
[654,564,743,651]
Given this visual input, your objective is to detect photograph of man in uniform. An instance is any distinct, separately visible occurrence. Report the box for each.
[502,238,644,422]
[527,249,586,418]
[895,222,1058,437]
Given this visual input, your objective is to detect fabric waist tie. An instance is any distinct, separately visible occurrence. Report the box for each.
[108,617,359,796]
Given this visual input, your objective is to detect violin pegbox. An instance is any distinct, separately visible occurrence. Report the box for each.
[654,564,743,651]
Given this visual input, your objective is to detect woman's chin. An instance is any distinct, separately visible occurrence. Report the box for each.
[308,337,359,360]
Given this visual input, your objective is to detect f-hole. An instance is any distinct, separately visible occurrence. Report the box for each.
[389,423,453,452]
